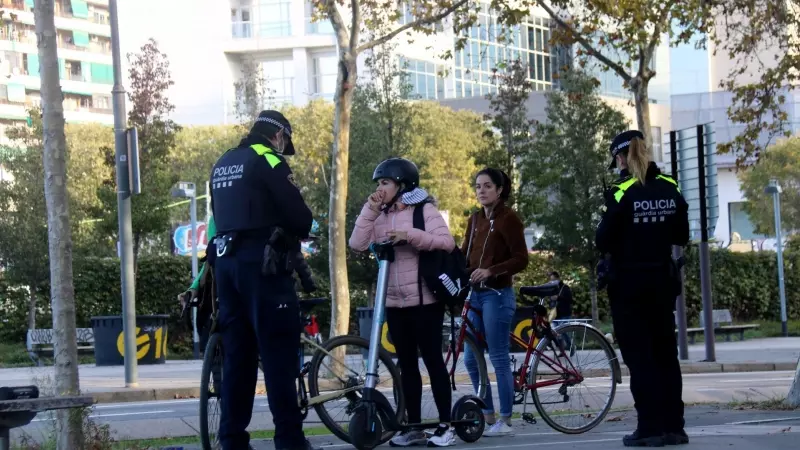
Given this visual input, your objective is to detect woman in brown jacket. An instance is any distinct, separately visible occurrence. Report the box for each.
[462,168,529,437]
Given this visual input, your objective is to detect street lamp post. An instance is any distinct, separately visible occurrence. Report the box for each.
[765,179,788,337]
[171,182,200,358]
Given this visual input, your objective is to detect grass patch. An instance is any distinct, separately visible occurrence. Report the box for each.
[726,394,799,411]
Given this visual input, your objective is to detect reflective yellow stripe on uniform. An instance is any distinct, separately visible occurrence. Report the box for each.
[613,178,637,203]
[250,144,282,168]
[657,174,681,193]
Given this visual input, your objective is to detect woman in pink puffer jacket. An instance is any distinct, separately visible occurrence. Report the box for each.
[349,158,457,447]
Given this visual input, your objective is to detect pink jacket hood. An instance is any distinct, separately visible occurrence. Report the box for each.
[349,200,455,308]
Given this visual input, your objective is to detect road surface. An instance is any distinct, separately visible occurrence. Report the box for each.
[10,370,796,444]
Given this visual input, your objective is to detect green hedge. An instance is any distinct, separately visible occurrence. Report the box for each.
[512,247,800,324]
[0,256,194,348]
[1,248,797,347]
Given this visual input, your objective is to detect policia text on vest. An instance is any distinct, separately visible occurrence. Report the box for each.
[208,109,315,450]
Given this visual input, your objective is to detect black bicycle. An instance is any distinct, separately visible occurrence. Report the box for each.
[198,292,404,450]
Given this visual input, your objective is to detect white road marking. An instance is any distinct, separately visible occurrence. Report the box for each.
[32,410,175,422]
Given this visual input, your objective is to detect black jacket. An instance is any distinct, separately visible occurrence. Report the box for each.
[209,137,312,239]
[595,163,690,273]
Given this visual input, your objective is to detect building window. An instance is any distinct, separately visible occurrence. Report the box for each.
[261,59,294,104]
[453,11,557,98]
[312,55,337,99]
[305,0,333,34]
[257,0,291,38]
[651,126,663,162]
[231,7,252,38]
[400,57,444,100]
[728,202,766,242]
[398,2,444,32]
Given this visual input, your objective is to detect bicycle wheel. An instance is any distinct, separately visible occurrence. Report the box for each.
[308,335,404,445]
[531,323,618,434]
[200,332,224,450]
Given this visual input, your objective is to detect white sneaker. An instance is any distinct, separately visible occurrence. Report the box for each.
[390,430,428,447]
[483,421,514,437]
[427,425,456,447]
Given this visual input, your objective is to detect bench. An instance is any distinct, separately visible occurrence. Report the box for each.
[0,385,94,450]
[681,309,760,344]
[26,328,95,367]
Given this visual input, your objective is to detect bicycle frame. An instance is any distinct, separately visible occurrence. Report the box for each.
[447,290,584,393]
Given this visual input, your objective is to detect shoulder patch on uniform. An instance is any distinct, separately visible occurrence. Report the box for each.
[611,175,632,186]
[287,173,299,189]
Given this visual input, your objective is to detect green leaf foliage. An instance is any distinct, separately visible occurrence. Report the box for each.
[518,69,629,269]
[2,247,795,345]
[738,137,800,236]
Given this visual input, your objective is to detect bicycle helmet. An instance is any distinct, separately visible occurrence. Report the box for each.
[372,158,419,193]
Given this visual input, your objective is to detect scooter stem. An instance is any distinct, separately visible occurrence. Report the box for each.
[366,244,393,389]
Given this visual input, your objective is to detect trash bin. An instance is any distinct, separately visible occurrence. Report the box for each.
[511,306,537,352]
[356,307,396,357]
[91,315,170,366]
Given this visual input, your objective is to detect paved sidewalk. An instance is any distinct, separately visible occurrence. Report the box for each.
[160,405,800,450]
[0,337,797,404]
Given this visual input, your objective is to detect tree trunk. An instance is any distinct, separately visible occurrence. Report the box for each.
[787,355,800,407]
[34,1,83,449]
[28,285,37,330]
[631,78,654,157]
[328,57,358,340]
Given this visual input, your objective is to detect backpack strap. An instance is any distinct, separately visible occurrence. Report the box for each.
[412,201,428,307]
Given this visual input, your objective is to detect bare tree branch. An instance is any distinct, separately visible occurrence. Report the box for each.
[325,0,350,52]
[355,0,470,54]
[644,1,674,77]
[538,1,631,82]
[350,0,361,52]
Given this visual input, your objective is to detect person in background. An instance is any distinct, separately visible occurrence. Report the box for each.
[596,129,690,447]
[349,157,457,447]
[461,167,529,437]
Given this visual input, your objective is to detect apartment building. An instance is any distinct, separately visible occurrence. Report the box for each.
[0,0,114,142]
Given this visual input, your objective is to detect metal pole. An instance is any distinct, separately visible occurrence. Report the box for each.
[190,194,199,359]
[205,182,211,225]
[110,0,138,387]
[772,184,788,337]
[696,125,715,362]
[670,131,689,360]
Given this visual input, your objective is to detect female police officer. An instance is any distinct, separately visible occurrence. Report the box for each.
[595,130,690,447]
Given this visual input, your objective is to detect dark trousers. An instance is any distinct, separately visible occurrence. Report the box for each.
[609,281,685,435]
[215,246,304,450]
[386,302,451,424]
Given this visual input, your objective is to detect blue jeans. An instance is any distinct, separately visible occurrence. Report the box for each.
[463,286,516,418]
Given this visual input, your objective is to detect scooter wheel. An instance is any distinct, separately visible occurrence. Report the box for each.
[453,399,485,443]
[349,408,383,450]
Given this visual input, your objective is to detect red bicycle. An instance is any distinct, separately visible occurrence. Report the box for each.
[444,280,621,434]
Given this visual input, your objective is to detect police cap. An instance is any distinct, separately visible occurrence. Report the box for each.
[251,110,295,155]
[608,129,644,170]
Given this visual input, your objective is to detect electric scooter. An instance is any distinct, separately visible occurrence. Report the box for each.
[348,240,487,450]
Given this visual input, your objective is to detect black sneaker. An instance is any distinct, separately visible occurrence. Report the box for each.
[623,430,666,447]
[664,430,689,445]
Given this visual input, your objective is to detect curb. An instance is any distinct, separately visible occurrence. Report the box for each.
[86,361,797,405]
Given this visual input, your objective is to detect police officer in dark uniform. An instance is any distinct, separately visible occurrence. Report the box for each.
[595,130,690,447]
[209,110,315,450]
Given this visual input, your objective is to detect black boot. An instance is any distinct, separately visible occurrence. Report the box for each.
[664,429,689,445]
[623,430,666,447]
